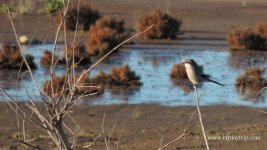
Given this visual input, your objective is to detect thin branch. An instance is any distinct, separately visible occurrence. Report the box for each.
[158,109,196,150]
[251,108,267,114]
[116,107,138,150]
[73,24,155,91]
[193,85,209,150]
[82,133,102,148]
[257,87,267,95]
[19,140,43,150]
[158,127,190,150]
[102,113,110,150]
[7,8,45,99]
[158,137,164,149]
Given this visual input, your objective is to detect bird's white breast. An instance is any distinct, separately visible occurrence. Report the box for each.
[184,63,200,84]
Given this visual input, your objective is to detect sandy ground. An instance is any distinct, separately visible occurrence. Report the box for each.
[1,0,267,149]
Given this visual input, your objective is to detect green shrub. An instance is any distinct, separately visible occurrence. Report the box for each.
[0,4,13,14]
[46,0,63,14]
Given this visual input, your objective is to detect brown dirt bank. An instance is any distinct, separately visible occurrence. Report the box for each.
[1,103,267,149]
[1,0,267,47]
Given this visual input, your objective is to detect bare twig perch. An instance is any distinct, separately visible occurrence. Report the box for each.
[194,85,210,150]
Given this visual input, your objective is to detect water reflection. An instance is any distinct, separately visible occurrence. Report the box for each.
[227,50,267,69]
[3,44,267,107]
[108,86,140,102]
[236,86,265,103]
[0,70,20,89]
[170,79,193,94]
[0,70,33,89]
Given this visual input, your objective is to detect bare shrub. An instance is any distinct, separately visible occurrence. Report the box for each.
[236,67,267,98]
[3,5,154,149]
[256,21,267,38]
[0,44,36,70]
[136,10,182,39]
[87,16,129,56]
[56,5,100,31]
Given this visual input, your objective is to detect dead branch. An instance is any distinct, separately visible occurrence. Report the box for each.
[158,109,196,150]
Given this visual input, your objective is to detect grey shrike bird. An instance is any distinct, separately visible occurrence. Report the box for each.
[182,59,224,86]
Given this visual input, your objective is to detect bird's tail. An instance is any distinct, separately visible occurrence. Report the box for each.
[205,78,224,86]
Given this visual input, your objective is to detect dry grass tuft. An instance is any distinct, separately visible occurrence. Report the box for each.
[0,44,36,70]
[87,16,129,56]
[56,5,100,31]
[236,67,267,98]
[136,10,182,39]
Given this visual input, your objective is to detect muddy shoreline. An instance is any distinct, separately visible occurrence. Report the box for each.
[0,103,267,149]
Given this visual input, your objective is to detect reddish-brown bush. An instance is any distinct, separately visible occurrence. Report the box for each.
[170,64,187,80]
[236,67,267,98]
[40,50,61,68]
[228,27,267,51]
[0,44,36,70]
[91,16,126,33]
[43,75,66,96]
[169,63,193,93]
[40,44,90,68]
[43,74,104,96]
[110,65,141,86]
[89,65,142,87]
[56,5,100,31]
[227,28,253,50]
[136,10,182,39]
[65,43,91,65]
[89,71,111,85]
[243,32,266,50]
[87,17,129,56]
[256,21,267,38]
